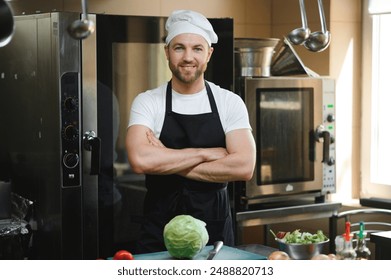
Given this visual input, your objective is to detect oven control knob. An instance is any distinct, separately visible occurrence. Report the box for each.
[327,157,335,166]
[64,97,78,112]
[326,114,335,123]
[63,124,79,141]
[63,153,79,169]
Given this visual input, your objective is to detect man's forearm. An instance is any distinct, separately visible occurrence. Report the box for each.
[127,126,254,180]
[179,152,255,183]
[178,129,256,183]
[130,145,206,175]
[129,129,228,175]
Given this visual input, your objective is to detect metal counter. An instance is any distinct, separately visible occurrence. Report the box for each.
[370,231,391,260]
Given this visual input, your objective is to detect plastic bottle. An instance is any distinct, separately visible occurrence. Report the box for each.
[354,221,371,260]
[338,221,357,260]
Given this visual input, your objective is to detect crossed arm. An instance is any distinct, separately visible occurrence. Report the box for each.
[126,124,256,183]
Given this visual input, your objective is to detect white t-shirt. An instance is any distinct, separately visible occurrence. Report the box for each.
[128,81,251,138]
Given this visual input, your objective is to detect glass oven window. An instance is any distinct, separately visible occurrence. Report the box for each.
[256,87,314,185]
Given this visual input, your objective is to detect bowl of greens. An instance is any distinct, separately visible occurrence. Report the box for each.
[271,229,329,260]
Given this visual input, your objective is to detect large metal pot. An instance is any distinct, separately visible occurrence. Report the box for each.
[0,0,14,47]
[234,38,280,77]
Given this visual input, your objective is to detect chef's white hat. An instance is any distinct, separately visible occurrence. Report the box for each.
[165,10,218,46]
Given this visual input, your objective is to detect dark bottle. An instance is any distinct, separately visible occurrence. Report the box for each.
[354,221,371,260]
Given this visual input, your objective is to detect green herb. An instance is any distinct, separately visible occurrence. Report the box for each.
[272,229,328,244]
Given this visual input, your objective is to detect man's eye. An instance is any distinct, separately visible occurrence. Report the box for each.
[174,46,184,51]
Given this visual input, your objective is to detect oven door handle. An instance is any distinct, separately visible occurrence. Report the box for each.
[83,130,101,175]
[315,125,330,164]
[320,130,330,164]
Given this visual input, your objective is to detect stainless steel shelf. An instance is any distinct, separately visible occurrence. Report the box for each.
[236,202,341,227]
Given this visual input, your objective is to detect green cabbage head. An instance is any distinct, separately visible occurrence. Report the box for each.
[163,215,209,259]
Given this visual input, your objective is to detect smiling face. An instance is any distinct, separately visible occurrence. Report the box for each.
[165,33,213,93]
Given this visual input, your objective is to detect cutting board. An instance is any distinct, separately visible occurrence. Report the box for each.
[133,245,267,260]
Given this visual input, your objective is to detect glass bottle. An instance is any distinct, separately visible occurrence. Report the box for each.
[354,221,371,260]
[339,221,357,260]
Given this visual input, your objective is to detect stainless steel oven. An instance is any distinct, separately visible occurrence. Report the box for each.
[236,76,336,207]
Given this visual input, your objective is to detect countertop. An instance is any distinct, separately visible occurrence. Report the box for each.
[370,231,391,260]
[236,244,277,257]
[132,244,274,260]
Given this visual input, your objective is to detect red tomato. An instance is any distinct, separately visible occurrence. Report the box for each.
[276,231,286,239]
[113,250,134,260]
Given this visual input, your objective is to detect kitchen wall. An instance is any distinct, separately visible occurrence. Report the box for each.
[330,1,362,202]
[7,0,273,38]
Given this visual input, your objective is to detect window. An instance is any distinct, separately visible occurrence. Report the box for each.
[361,0,391,198]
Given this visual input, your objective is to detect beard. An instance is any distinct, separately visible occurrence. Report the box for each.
[169,60,206,84]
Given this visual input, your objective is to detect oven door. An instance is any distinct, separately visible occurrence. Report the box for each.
[244,77,330,203]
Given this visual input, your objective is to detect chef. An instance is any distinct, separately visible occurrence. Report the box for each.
[126,9,256,253]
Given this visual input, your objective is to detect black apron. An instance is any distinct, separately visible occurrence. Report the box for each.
[137,81,234,253]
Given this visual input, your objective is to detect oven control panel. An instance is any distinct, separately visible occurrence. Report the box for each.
[322,78,336,194]
[60,72,81,187]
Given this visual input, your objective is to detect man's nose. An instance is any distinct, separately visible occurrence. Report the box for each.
[182,48,194,61]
